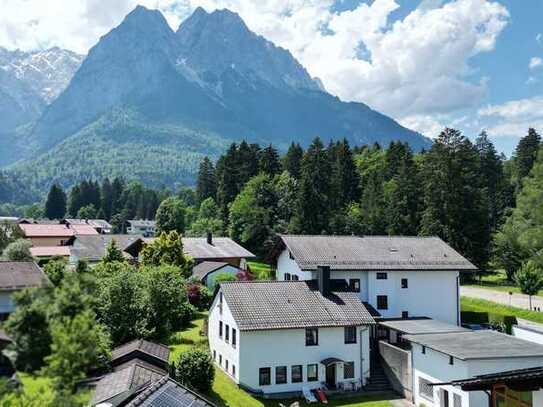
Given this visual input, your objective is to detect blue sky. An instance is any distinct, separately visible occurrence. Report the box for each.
[0,0,541,154]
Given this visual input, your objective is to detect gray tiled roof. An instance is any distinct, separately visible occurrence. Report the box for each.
[112,339,170,365]
[127,376,216,406]
[379,318,469,335]
[91,362,166,405]
[71,234,142,261]
[279,235,476,271]
[192,261,233,280]
[404,330,543,360]
[128,220,156,228]
[220,280,375,331]
[0,261,49,290]
[183,237,255,260]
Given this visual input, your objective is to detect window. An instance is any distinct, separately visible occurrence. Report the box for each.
[232,328,237,348]
[276,366,287,384]
[343,362,354,379]
[377,295,388,310]
[453,393,461,407]
[449,356,454,365]
[349,279,360,292]
[219,292,223,313]
[292,275,299,281]
[344,326,357,344]
[213,350,216,360]
[419,377,434,401]
[292,365,303,383]
[226,360,229,371]
[285,273,291,281]
[422,346,426,354]
[232,364,236,377]
[305,328,319,346]
[225,324,230,342]
[401,278,408,288]
[219,354,222,366]
[219,321,223,338]
[402,311,409,319]
[259,368,271,386]
[377,272,388,280]
[307,364,318,382]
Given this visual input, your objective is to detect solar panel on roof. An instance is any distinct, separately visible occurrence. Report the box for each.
[139,383,195,406]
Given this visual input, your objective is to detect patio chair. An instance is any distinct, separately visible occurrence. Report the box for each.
[302,386,318,404]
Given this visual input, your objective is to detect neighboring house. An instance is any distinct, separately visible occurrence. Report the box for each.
[208,268,375,395]
[30,246,71,264]
[405,330,543,407]
[89,338,214,407]
[19,223,74,247]
[437,366,543,407]
[192,261,241,288]
[69,234,142,265]
[512,319,543,346]
[271,235,477,325]
[63,219,113,234]
[0,261,50,316]
[127,220,157,237]
[68,224,100,236]
[125,234,255,268]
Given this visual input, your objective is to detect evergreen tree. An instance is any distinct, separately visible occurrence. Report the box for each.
[237,141,260,185]
[329,139,360,210]
[196,157,217,204]
[283,142,304,179]
[100,178,114,220]
[102,239,126,264]
[259,144,282,176]
[216,144,241,221]
[294,138,331,234]
[358,171,386,235]
[515,128,541,180]
[420,128,489,267]
[44,184,67,220]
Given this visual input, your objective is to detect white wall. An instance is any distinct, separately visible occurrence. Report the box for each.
[534,389,543,405]
[512,325,543,345]
[411,342,543,407]
[275,249,460,324]
[239,325,371,394]
[208,290,240,382]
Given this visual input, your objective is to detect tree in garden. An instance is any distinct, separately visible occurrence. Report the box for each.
[43,259,67,287]
[141,231,192,275]
[187,198,224,237]
[294,138,331,234]
[5,288,52,372]
[283,142,304,179]
[515,128,541,180]
[173,349,215,392]
[274,171,297,231]
[186,282,212,310]
[259,144,282,176]
[44,184,67,220]
[155,197,186,234]
[3,239,33,261]
[44,311,111,392]
[142,266,194,338]
[102,239,126,264]
[492,222,529,281]
[515,261,543,310]
[197,157,217,204]
[229,174,277,257]
[76,204,97,219]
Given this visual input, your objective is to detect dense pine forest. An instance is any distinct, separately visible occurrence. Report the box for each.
[2,127,542,274]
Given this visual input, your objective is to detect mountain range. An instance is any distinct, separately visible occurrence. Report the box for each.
[0,5,431,202]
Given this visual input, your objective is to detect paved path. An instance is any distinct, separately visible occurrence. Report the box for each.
[461,286,543,311]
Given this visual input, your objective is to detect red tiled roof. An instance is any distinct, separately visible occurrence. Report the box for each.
[30,246,71,257]
[69,224,99,235]
[19,224,74,237]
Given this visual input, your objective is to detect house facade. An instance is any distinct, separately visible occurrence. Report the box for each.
[19,223,74,247]
[273,236,476,325]
[127,220,157,237]
[208,272,375,395]
[192,261,241,288]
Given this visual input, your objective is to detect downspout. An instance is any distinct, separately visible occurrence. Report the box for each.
[456,273,460,326]
[360,327,368,386]
[484,390,492,407]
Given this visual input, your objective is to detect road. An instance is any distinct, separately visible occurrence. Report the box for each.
[461,286,543,311]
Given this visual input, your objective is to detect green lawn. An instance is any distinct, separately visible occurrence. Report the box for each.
[461,296,543,325]
[247,261,273,280]
[464,270,543,296]
[169,314,395,407]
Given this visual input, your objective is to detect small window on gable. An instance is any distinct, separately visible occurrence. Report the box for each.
[401,278,408,289]
[377,272,387,280]
[289,251,294,260]
[402,311,409,319]
[285,273,291,281]
[449,356,454,365]
[349,279,360,292]
[422,346,426,354]
[292,275,299,281]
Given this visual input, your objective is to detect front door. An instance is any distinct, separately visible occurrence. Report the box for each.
[441,389,449,407]
[326,364,336,389]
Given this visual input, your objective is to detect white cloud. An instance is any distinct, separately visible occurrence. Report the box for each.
[0,0,509,121]
[399,115,447,138]
[529,57,543,70]
[478,97,543,138]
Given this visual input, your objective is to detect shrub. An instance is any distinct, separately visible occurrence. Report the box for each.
[44,259,67,286]
[187,283,213,310]
[173,349,214,392]
[3,239,33,261]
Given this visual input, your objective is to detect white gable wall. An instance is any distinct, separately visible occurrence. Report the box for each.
[276,249,313,280]
[208,289,240,382]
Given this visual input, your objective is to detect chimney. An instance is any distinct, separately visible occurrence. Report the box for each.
[317,265,330,295]
[207,232,213,245]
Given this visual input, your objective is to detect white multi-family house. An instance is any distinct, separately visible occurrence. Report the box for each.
[271,235,477,325]
[208,268,375,395]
